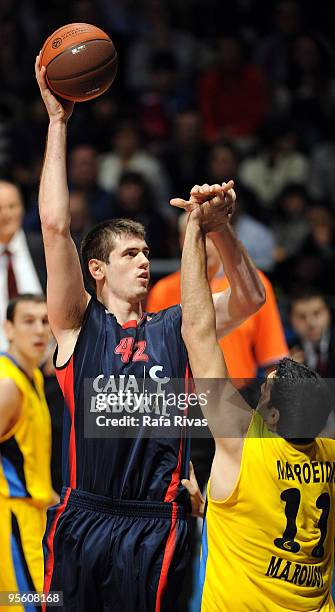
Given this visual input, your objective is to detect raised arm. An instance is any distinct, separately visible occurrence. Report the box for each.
[211,224,265,337]
[171,183,265,337]
[181,212,252,442]
[35,56,89,345]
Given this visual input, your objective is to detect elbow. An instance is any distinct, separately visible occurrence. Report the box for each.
[254,281,266,311]
[40,215,71,236]
[181,319,206,346]
[241,279,266,317]
[249,284,266,314]
[181,317,211,351]
[234,288,265,321]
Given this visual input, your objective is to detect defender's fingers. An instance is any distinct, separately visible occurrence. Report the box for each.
[170,198,196,211]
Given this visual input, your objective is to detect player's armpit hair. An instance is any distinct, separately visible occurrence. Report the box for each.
[65,300,87,330]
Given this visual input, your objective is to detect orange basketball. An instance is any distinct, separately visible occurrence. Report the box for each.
[40,23,117,102]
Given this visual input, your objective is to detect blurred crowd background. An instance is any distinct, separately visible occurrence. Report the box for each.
[2,2,335,607]
[2,0,335,296]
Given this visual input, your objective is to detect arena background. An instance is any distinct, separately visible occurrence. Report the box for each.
[1,1,335,610]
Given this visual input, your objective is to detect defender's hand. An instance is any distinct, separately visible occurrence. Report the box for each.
[35,54,74,124]
[170,181,236,233]
[182,461,205,518]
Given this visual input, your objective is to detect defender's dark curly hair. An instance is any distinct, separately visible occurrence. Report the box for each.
[270,358,332,439]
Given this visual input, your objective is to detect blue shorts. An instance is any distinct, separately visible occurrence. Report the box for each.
[43,488,189,612]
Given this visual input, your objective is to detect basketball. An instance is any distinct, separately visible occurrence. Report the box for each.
[39,23,117,102]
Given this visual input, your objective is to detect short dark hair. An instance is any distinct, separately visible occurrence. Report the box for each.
[7,294,46,322]
[80,218,146,291]
[270,358,332,439]
[289,288,328,311]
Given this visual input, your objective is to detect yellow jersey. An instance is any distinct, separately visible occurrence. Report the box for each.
[201,411,335,611]
[0,353,53,508]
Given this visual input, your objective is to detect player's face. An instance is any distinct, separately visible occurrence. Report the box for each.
[106,236,150,301]
[4,302,51,365]
[0,184,24,243]
[290,298,330,344]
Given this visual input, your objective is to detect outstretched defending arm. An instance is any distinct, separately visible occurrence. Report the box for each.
[35,56,89,345]
[181,211,252,442]
[210,224,265,336]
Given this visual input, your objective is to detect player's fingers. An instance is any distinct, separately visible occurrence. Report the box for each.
[35,60,47,90]
[181,478,198,496]
[190,184,201,194]
[170,197,192,210]
[222,179,234,192]
[181,478,197,495]
[188,461,202,491]
[226,188,236,204]
[35,55,42,80]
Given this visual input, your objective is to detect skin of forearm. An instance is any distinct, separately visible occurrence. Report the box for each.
[210,224,265,315]
[39,121,71,232]
[181,216,216,342]
[181,216,229,381]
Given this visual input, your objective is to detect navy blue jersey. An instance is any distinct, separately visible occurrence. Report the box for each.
[55,297,191,503]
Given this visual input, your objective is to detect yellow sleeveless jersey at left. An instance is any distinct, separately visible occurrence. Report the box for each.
[0,354,53,505]
[0,354,53,609]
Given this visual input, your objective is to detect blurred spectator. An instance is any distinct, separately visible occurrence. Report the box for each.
[276,33,335,147]
[289,288,335,377]
[202,140,277,270]
[125,0,197,93]
[198,34,268,146]
[69,190,92,249]
[0,17,34,100]
[272,184,310,262]
[68,0,104,25]
[308,129,335,210]
[233,202,277,272]
[210,137,280,270]
[255,0,303,85]
[206,140,240,184]
[113,171,172,257]
[275,205,335,294]
[10,99,49,222]
[24,143,112,230]
[69,144,112,222]
[0,181,46,350]
[90,95,124,153]
[163,108,207,199]
[138,49,194,151]
[98,121,173,221]
[239,121,308,213]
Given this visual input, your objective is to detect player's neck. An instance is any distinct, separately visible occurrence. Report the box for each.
[7,346,36,379]
[100,294,143,325]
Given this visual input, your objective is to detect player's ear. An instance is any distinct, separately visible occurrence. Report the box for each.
[267,406,280,427]
[88,259,105,282]
[3,320,14,343]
